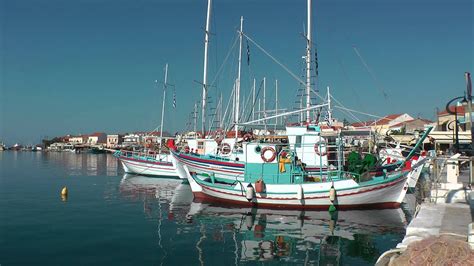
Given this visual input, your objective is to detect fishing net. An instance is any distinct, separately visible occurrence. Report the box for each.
[389,235,474,266]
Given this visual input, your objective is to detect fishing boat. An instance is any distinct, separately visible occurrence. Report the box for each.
[116,150,177,177]
[170,6,329,182]
[115,64,179,177]
[178,127,432,209]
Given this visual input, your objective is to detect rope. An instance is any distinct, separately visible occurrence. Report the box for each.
[243,33,305,86]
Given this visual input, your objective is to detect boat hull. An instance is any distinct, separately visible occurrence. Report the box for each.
[171,151,244,182]
[185,167,408,210]
[117,155,179,178]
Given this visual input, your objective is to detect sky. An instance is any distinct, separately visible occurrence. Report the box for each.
[1,0,473,145]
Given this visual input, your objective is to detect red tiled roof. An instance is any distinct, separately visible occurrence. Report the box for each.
[389,118,433,128]
[351,114,406,127]
[351,121,374,127]
[375,114,403,125]
[438,106,466,116]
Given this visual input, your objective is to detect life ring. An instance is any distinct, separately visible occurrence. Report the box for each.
[220,143,231,155]
[184,146,190,153]
[314,140,327,156]
[243,133,253,142]
[261,147,276,163]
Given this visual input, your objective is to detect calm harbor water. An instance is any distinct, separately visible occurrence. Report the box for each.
[1,152,409,265]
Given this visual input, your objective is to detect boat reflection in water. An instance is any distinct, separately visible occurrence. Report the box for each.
[187,202,407,264]
[118,174,408,264]
[119,174,194,220]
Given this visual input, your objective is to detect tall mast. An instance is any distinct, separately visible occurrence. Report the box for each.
[159,63,168,151]
[252,78,256,121]
[201,0,212,137]
[263,77,266,120]
[305,0,312,124]
[235,16,244,139]
[327,86,332,124]
[194,102,198,133]
[263,77,267,130]
[275,79,278,126]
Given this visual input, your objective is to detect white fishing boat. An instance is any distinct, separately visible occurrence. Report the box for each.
[116,150,177,177]
[178,127,432,209]
[115,64,179,177]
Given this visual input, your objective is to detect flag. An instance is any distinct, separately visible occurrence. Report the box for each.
[324,112,332,125]
[314,49,319,76]
[466,72,472,100]
[173,89,176,109]
[246,40,250,66]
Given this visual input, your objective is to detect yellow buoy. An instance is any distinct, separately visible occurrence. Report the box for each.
[61,186,68,196]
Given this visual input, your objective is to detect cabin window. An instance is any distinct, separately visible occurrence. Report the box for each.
[197,141,204,150]
[295,136,302,148]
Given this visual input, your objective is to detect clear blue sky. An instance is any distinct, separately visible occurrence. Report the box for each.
[1,0,472,145]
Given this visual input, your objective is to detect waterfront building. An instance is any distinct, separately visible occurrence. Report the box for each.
[389,118,433,134]
[430,104,472,152]
[122,133,142,148]
[106,134,123,148]
[87,132,107,145]
[351,113,414,134]
[69,135,88,144]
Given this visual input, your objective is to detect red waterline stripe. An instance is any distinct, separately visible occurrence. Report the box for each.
[198,175,406,201]
[176,157,243,175]
[120,156,173,166]
[122,160,175,171]
[192,192,401,210]
[178,153,245,168]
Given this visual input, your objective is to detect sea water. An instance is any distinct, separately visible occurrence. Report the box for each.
[0,152,407,265]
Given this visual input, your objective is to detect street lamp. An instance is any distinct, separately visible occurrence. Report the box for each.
[445,96,466,153]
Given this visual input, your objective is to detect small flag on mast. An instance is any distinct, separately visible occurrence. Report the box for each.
[173,89,176,109]
[466,72,472,100]
[246,40,250,66]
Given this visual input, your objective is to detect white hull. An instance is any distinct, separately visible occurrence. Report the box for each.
[118,155,179,178]
[184,165,409,209]
[171,151,244,181]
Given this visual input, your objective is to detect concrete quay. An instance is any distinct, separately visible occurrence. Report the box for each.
[376,161,474,265]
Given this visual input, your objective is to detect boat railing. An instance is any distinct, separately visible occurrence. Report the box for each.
[119,149,164,161]
[246,169,360,184]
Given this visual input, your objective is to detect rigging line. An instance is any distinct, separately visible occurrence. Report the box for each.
[208,34,239,90]
[334,105,383,120]
[222,86,235,132]
[240,102,329,125]
[330,93,385,121]
[329,97,366,124]
[244,79,265,124]
[336,106,364,125]
[242,32,323,100]
[336,58,366,112]
[329,95,364,123]
[324,24,366,112]
[352,45,389,100]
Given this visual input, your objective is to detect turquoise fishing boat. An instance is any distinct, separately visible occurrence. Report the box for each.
[178,128,433,209]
